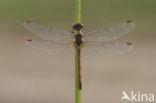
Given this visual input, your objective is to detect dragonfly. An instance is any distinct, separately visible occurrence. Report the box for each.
[23,20,135,90]
[23,20,135,57]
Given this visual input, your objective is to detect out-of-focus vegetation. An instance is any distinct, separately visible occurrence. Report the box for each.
[0,0,156,34]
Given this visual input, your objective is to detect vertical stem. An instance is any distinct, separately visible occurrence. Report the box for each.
[75,0,81,103]
[75,48,81,103]
[75,0,81,22]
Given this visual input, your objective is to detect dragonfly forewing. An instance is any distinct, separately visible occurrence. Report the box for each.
[85,20,135,42]
[23,21,73,44]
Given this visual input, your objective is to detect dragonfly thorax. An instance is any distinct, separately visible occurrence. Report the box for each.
[75,34,82,47]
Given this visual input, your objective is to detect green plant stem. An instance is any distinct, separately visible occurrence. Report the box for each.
[75,0,81,22]
[75,0,81,103]
[75,48,81,103]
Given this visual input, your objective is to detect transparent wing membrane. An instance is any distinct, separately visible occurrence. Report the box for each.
[82,41,133,57]
[23,21,73,44]
[23,21,135,57]
[85,20,135,42]
[25,39,74,55]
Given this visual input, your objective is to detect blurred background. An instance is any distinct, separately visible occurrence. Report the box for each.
[0,0,156,103]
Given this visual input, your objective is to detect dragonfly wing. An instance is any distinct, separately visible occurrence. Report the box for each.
[82,41,133,57]
[25,39,74,56]
[23,21,73,43]
[85,20,135,42]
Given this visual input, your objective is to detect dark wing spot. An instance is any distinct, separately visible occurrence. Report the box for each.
[126,42,132,45]
[126,20,132,23]
[26,21,31,23]
[27,39,32,42]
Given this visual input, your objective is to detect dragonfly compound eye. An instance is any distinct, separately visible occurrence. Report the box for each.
[73,23,83,31]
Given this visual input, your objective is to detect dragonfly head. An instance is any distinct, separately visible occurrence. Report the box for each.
[73,23,84,31]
